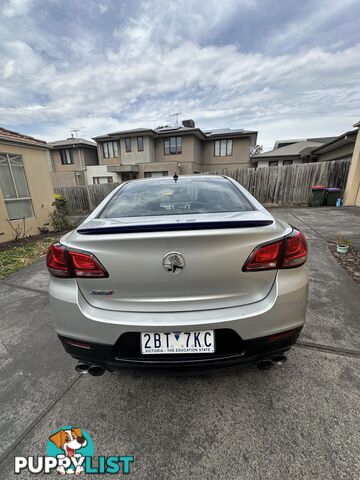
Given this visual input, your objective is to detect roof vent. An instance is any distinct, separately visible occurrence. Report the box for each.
[182,119,195,128]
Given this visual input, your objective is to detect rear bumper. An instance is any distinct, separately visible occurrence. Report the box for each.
[49,266,308,345]
[59,327,302,370]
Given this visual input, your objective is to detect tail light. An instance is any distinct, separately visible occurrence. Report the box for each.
[243,230,307,271]
[281,230,308,268]
[46,243,108,278]
[46,243,69,277]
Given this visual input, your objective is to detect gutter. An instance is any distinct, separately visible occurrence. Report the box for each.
[0,137,50,150]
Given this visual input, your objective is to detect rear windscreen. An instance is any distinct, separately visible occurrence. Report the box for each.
[100,177,254,218]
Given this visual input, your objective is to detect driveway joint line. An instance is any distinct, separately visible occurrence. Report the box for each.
[286,210,328,241]
[296,341,360,359]
[0,280,48,296]
[0,374,81,466]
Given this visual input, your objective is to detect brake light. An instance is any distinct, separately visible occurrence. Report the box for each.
[46,243,108,278]
[242,240,283,271]
[46,244,70,277]
[243,229,308,271]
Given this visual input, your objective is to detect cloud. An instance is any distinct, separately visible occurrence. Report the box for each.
[2,0,33,17]
[98,3,108,14]
[0,0,359,147]
[266,0,358,53]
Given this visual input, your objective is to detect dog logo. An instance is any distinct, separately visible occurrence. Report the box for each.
[47,426,93,476]
[162,252,185,274]
[14,426,134,475]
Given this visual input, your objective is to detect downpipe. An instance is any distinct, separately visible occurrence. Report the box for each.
[256,354,287,370]
[75,362,106,376]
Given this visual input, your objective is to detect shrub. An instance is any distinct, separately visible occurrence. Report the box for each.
[50,194,73,232]
[52,194,69,214]
[336,235,351,247]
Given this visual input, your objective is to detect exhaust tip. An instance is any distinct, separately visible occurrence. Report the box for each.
[256,359,273,371]
[75,363,90,374]
[272,355,287,366]
[88,365,106,377]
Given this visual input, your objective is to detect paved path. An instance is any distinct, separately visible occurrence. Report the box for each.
[0,207,359,479]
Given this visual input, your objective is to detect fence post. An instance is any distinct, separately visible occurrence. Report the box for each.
[86,184,92,211]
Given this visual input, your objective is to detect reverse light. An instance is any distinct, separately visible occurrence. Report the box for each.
[46,243,108,278]
[243,229,308,271]
[281,230,308,268]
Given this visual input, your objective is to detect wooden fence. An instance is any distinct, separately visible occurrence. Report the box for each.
[55,159,351,213]
[54,183,120,213]
[207,158,350,205]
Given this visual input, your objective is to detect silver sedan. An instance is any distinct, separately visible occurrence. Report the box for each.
[47,175,308,375]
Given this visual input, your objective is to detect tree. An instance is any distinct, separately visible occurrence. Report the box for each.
[250,145,263,156]
[155,125,171,130]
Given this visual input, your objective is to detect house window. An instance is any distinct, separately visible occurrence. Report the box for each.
[283,160,293,165]
[125,137,132,153]
[164,137,182,155]
[269,161,278,167]
[121,172,137,181]
[60,149,74,164]
[214,139,233,156]
[144,171,168,178]
[93,176,113,184]
[137,136,144,152]
[102,141,118,159]
[0,153,34,220]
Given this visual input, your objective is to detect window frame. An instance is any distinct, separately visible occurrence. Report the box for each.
[214,139,233,157]
[137,136,144,152]
[269,160,279,167]
[144,171,168,178]
[283,160,293,166]
[163,137,182,155]
[102,142,109,159]
[93,176,114,184]
[125,137,132,153]
[102,141,118,159]
[0,152,34,220]
[60,148,74,165]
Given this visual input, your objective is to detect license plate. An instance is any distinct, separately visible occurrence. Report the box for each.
[141,330,215,355]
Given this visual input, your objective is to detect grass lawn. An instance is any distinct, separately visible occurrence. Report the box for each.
[0,235,60,279]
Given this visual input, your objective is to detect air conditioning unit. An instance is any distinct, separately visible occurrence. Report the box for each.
[182,119,195,128]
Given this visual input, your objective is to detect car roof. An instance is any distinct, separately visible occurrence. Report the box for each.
[129,174,227,184]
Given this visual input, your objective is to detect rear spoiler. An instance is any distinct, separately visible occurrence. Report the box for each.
[77,220,273,235]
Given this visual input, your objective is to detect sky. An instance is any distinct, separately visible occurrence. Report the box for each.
[0,0,359,150]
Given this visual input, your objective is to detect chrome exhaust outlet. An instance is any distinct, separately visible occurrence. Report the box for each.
[256,359,274,371]
[87,365,106,377]
[75,363,90,374]
[271,355,287,366]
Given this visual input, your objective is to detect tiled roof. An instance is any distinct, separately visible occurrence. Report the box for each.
[49,137,97,148]
[0,127,47,146]
[253,141,325,158]
[94,128,156,140]
[274,137,337,149]
[94,125,258,141]
[310,130,358,154]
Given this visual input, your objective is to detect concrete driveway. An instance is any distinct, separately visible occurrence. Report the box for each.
[0,207,359,479]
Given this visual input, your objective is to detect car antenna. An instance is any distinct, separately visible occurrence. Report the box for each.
[173,173,178,183]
